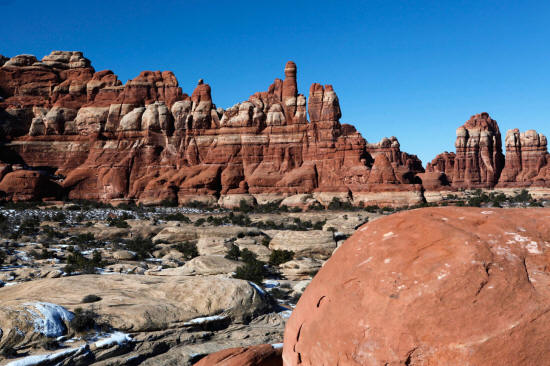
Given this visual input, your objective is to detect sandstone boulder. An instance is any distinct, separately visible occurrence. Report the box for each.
[0,274,272,347]
[283,207,550,365]
[269,230,336,260]
[195,344,282,366]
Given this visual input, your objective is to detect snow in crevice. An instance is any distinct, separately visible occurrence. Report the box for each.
[24,302,74,337]
[5,345,84,366]
[94,331,133,348]
[183,314,228,326]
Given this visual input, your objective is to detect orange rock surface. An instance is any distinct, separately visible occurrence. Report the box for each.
[283,207,550,365]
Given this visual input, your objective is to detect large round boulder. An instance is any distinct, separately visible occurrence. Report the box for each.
[283,207,550,365]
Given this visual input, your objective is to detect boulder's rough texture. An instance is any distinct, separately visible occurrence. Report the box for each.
[195,344,282,366]
[283,207,550,366]
[0,51,424,206]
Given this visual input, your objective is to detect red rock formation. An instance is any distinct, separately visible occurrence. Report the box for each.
[499,129,550,187]
[283,207,550,365]
[0,51,424,205]
[427,114,550,190]
[195,344,282,366]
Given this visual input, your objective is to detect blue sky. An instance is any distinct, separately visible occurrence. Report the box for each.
[2,0,549,164]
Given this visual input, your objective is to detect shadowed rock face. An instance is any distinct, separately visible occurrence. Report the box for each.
[0,51,423,203]
[283,207,550,366]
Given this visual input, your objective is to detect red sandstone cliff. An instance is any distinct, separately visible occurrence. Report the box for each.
[426,113,550,190]
[0,51,423,205]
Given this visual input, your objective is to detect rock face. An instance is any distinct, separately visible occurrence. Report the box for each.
[426,114,550,190]
[283,207,550,365]
[195,344,282,366]
[0,51,424,205]
[499,129,550,186]
[0,274,271,349]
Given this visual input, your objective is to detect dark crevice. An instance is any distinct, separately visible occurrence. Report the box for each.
[316,296,326,308]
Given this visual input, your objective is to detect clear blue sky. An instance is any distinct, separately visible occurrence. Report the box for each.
[2,0,549,164]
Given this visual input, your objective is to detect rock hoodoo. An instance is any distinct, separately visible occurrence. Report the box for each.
[283,207,550,365]
[0,51,424,205]
[426,113,550,191]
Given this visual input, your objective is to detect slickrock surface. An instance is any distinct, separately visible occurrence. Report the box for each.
[194,344,282,366]
[283,207,550,365]
[0,51,424,206]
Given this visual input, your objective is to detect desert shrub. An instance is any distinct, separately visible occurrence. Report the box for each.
[17,216,41,236]
[70,233,98,249]
[70,308,95,332]
[237,231,245,239]
[51,212,66,222]
[512,189,532,203]
[82,294,102,303]
[327,197,354,210]
[164,212,191,223]
[240,248,257,264]
[269,249,294,266]
[194,218,206,227]
[65,250,104,274]
[238,199,253,213]
[30,249,56,260]
[125,236,155,260]
[364,205,380,213]
[0,250,6,265]
[225,244,241,260]
[175,242,199,259]
[107,216,130,228]
[42,225,65,240]
[261,236,271,247]
[234,260,265,284]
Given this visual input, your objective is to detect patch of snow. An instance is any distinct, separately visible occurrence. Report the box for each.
[437,271,449,280]
[5,345,83,366]
[272,343,284,349]
[481,211,494,215]
[526,241,542,254]
[94,331,133,348]
[263,279,280,288]
[383,232,395,240]
[183,314,228,326]
[24,302,74,337]
[248,281,266,295]
[384,258,391,264]
[279,310,292,319]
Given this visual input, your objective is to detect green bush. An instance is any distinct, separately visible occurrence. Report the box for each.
[225,244,241,260]
[51,212,66,222]
[512,189,532,203]
[0,250,6,265]
[269,249,294,266]
[125,236,155,260]
[107,216,130,228]
[240,248,257,264]
[65,250,104,274]
[194,218,206,227]
[234,260,265,284]
[70,308,95,332]
[175,242,199,259]
[70,233,98,249]
[164,212,191,223]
